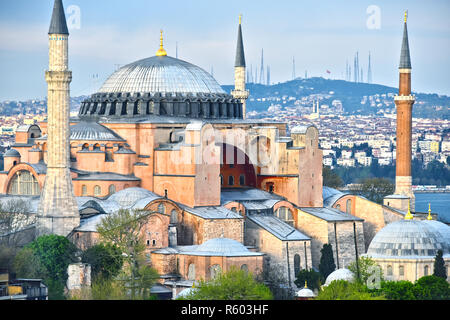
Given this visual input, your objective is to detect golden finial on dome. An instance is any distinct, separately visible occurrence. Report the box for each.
[405,201,413,220]
[427,203,433,220]
[156,29,167,57]
[404,10,408,23]
[304,280,308,288]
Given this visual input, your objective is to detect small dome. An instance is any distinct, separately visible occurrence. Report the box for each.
[324,268,355,286]
[196,238,250,255]
[175,287,198,299]
[296,285,315,298]
[70,122,125,141]
[367,220,449,258]
[108,187,157,208]
[4,149,21,157]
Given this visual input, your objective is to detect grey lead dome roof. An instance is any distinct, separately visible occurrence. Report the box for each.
[98,55,226,95]
[367,220,450,258]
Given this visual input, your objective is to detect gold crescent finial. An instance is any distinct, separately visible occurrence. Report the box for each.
[404,10,408,23]
[427,203,433,220]
[405,201,413,220]
[239,14,242,25]
[156,29,167,57]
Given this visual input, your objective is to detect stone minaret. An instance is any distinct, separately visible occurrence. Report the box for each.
[231,15,249,119]
[37,0,79,236]
[394,11,415,211]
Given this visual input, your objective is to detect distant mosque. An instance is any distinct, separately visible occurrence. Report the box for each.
[0,1,448,294]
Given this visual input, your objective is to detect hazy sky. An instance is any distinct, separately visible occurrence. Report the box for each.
[0,0,449,100]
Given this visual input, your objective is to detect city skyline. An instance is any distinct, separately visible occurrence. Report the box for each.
[0,0,449,101]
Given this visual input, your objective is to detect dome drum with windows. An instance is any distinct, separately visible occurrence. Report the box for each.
[79,31,243,120]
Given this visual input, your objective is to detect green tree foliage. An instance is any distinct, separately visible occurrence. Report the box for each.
[15,234,78,300]
[433,250,447,279]
[315,280,385,300]
[370,281,416,300]
[413,276,450,300]
[322,166,343,189]
[96,209,159,299]
[294,269,323,291]
[319,244,336,280]
[179,267,273,300]
[351,178,394,204]
[81,243,123,280]
[348,256,384,286]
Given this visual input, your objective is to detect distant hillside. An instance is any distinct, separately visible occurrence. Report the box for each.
[222,77,450,119]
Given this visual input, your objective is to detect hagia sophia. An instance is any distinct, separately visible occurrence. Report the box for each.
[0,0,448,294]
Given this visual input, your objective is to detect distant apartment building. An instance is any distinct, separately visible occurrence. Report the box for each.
[442,140,450,152]
[323,156,333,167]
[356,156,373,166]
[337,158,355,167]
[341,150,352,159]
[377,158,391,166]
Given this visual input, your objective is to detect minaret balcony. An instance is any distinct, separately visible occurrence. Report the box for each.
[394,95,415,102]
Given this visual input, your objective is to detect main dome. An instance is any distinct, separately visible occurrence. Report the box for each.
[79,55,243,121]
[99,56,226,95]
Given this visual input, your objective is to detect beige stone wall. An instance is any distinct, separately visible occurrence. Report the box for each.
[244,218,311,287]
[327,221,365,269]
[374,257,450,283]
[296,209,329,269]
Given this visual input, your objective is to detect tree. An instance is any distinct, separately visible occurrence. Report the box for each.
[17,234,78,300]
[255,263,294,300]
[294,269,323,291]
[315,280,385,300]
[323,166,343,189]
[179,267,273,300]
[413,276,450,300]
[371,280,416,300]
[348,256,383,286]
[81,243,123,281]
[433,250,447,279]
[13,247,46,279]
[96,209,159,299]
[319,244,336,280]
[354,178,394,204]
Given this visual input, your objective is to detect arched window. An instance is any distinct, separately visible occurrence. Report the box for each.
[188,264,196,281]
[275,207,294,226]
[81,185,87,196]
[424,265,429,276]
[336,204,341,211]
[7,170,40,196]
[82,143,89,151]
[210,264,222,280]
[294,254,301,277]
[220,174,223,186]
[158,203,165,214]
[228,176,234,186]
[231,207,237,212]
[93,143,101,151]
[399,265,404,276]
[241,264,249,274]
[170,209,178,224]
[108,184,116,195]
[239,174,245,186]
[346,199,352,214]
[94,185,101,196]
[387,265,393,276]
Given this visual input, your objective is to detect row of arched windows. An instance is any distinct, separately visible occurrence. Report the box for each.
[220,174,245,186]
[7,170,40,196]
[81,184,116,197]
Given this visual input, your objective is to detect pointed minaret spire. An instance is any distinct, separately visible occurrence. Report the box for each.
[231,14,249,119]
[235,14,246,67]
[399,10,411,69]
[48,0,69,35]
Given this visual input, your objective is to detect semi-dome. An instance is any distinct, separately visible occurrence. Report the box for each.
[108,187,157,208]
[4,149,21,157]
[70,121,125,141]
[324,268,355,286]
[99,56,225,95]
[78,55,243,120]
[367,219,449,258]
